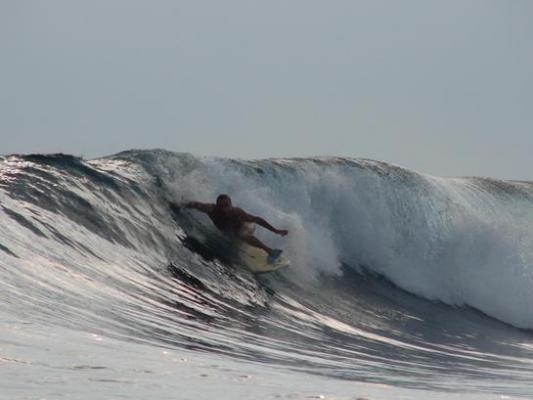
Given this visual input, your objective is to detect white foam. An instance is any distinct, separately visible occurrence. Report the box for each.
[164,154,533,329]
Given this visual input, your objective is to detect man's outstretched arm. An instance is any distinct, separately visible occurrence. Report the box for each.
[170,201,214,214]
[183,201,214,214]
[241,210,288,236]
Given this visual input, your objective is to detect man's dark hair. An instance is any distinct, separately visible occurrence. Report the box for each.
[216,194,231,205]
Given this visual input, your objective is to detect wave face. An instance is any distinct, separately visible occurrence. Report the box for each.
[1,149,533,397]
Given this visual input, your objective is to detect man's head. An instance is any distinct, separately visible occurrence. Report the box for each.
[215,194,232,211]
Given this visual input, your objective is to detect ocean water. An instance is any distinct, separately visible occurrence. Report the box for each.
[1,149,532,399]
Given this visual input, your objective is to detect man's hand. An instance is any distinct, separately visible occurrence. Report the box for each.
[276,229,288,237]
[169,201,182,214]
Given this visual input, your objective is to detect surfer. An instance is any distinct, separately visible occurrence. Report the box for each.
[174,194,288,263]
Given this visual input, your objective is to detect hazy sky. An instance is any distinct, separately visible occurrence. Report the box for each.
[1,1,532,179]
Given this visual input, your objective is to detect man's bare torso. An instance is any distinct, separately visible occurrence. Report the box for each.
[208,207,247,235]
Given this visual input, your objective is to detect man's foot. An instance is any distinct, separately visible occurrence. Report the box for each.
[267,249,283,264]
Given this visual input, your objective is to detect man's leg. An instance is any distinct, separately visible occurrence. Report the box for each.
[241,235,274,255]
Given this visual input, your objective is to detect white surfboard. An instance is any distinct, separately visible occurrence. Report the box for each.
[237,244,290,274]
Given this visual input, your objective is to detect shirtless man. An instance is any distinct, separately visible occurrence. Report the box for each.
[176,194,288,263]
